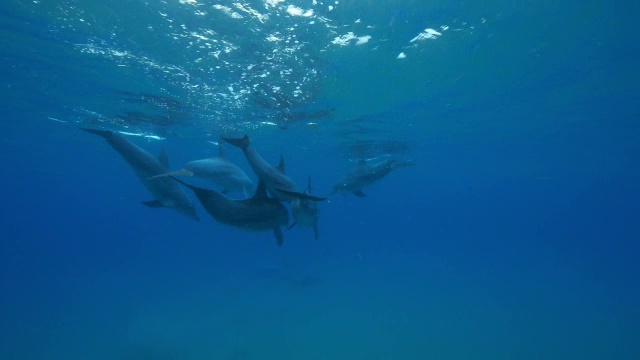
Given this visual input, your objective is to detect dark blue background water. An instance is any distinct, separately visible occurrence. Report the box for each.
[1,1,639,359]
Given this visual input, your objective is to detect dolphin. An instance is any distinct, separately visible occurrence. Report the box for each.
[223,135,324,203]
[81,128,199,221]
[277,176,321,240]
[332,158,414,197]
[152,140,253,196]
[171,177,289,246]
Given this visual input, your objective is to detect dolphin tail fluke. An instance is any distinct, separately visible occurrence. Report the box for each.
[276,188,326,202]
[274,227,284,246]
[223,135,250,149]
[80,127,113,139]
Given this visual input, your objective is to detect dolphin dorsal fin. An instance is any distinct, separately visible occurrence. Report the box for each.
[277,155,286,174]
[158,150,169,169]
[217,136,226,158]
[252,179,268,200]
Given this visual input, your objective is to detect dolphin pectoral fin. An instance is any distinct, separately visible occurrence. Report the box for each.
[276,188,326,202]
[274,227,284,246]
[288,222,297,230]
[352,190,367,197]
[313,223,319,240]
[142,200,164,208]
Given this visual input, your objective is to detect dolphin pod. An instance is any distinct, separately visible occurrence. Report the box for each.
[81,129,412,245]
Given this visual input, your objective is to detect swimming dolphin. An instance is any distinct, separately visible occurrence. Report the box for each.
[171,177,289,246]
[152,140,253,196]
[223,135,324,203]
[277,176,321,240]
[332,158,414,197]
[81,128,199,220]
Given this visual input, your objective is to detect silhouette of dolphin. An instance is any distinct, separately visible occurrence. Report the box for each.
[223,135,324,203]
[171,177,290,246]
[80,128,199,220]
[332,158,414,197]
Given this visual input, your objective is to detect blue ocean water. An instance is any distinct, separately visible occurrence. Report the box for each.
[1,0,638,359]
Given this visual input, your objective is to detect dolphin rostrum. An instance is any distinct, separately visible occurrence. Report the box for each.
[332,158,414,197]
[223,135,324,203]
[277,176,321,240]
[171,176,289,246]
[152,139,253,196]
[81,128,199,221]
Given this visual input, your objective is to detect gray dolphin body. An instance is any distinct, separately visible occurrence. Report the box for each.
[332,158,414,197]
[81,128,199,221]
[153,142,253,195]
[277,176,321,240]
[223,135,317,203]
[172,177,289,246]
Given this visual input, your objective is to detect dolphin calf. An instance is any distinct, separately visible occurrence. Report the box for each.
[81,128,199,221]
[172,177,289,246]
[223,135,324,203]
[153,140,253,195]
[277,176,321,240]
[332,158,414,197]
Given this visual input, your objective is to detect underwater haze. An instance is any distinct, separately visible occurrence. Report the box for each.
[1,0,639,359]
